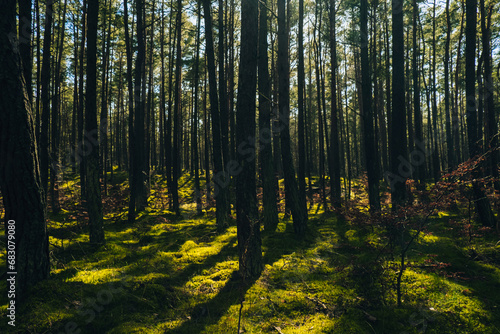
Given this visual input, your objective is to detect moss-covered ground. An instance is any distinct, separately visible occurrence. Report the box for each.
[1,172,500,333]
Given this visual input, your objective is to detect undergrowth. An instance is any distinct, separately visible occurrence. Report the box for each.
[0,170,499,333]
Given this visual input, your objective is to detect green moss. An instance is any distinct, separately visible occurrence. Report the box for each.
[2,176,500,334]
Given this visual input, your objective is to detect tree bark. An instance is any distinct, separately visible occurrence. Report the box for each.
[444,0,454,172]
[328,0,341,209]
[40,0,54,201]
[412,0,425,182]
[193,1,202,215]
[259,0,279,232]
[0,0,49,303]
[172,0,182,215]
[203,0,229,231]
[361,0,380,212]
[51,0,68,214]
[236,0,262,278]
[388,0,407,210]
[465,0,496,227]
[278,0,307,234]
[85,0,105,244]
[297,0,308,216]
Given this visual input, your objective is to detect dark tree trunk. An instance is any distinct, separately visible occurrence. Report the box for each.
[0,0,49,303]
[160,1,166,173]
[219,0,230,216]
[145,0,155,186]
[328,0,341,209]
[18,0,32,104]
[314,9,328,210]
[388,0,407,210]
[85,0,105,244]
[228,0,236,163]
[412,0,425,182]
[35,0,41,143]
[40,0,54,201]
[51,0,68,214]
[444,0,454,172]
[100,0,112,195]
[172,0,182,215]
[453,3,465,167]
[203,0,229,230]
[259,0,279,232]
[166,0,175,209]
[431,0,440,179]
[480,0,498,187]
[129,0,149,223]
[361,0,380,212]
[78,0,87,200]
[465,0,496,227]
[72,21,78,174]
[193,1,202,215]
[297,0,308,217]
[124,0,134,185]
[236,0,262,278]
[203,66,211,200]
[278,0,307,234]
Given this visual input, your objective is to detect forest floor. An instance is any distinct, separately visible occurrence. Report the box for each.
[1,171,500,333]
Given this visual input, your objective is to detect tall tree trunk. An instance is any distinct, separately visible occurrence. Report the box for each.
[465,0,496,227]
[297,0,308,216]
[124,0,134,180]
[480,0,498,188]
[19,0,33,105]
[236,0,262,278]
[0,0,49,303]
[444,0,454,172]
[453,2,465,166]
[314,8,328,210]
[361,0,380,212]
[413,0,425,182]
[228,0,236,162]
[50,0,68,214]
[278,0,307,234]
[171,0,183,215]
[146,0,156,188]
[100,0,112,195]
[129,0,148,221]
[160,1,166,174]
[166,0,175,209]
[85,0,105,244]
[72,21,78,174]
[218,0,230,216]
[78,0,87,200]
[203,63,211,200]
[328,0,341,208]
[40,0,54,201]
[35,0,41,142]
[388,0,407,209]
[203,0,229,230]
[193,1,202,215]
[259,0,279,232]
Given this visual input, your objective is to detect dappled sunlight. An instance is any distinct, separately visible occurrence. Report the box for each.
[2,172,500,334]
